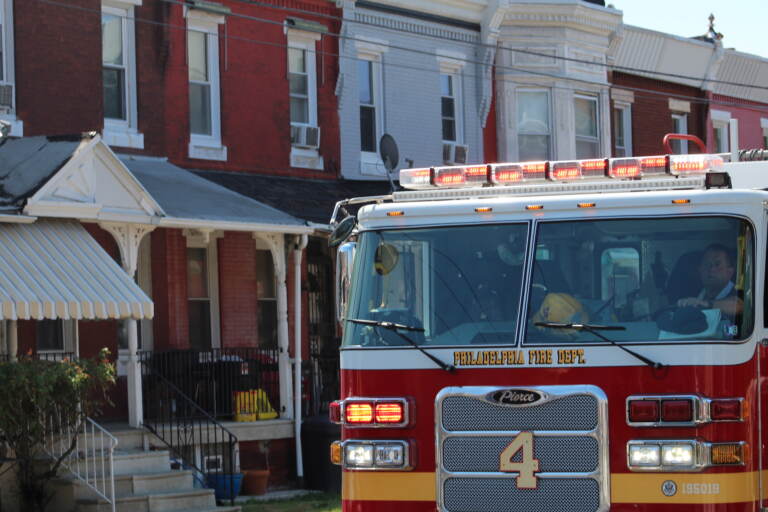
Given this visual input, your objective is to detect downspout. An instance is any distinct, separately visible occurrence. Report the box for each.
[293,234,309,484]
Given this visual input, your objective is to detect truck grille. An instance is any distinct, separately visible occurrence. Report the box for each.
[436,386,608,512]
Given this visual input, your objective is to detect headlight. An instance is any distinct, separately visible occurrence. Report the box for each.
[628,440,700,471]
[629,444,660,466]
[341,440,411,470]
[375,443,405,466]
[662,444,695,466]
[345,444,374,468]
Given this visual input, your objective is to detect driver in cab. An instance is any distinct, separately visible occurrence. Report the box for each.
[676,244,743,318]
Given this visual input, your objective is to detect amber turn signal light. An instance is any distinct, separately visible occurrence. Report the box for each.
[710,443,744,465]
[330,441,342,465]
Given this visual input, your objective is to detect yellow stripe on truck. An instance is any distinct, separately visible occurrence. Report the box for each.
[342,472,436,502]
[343,471,761,504]
[612,472,759,504]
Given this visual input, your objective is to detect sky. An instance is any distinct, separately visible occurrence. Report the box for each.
[614,0,767,58]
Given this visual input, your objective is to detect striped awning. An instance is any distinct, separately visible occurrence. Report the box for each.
[0,220,153,320]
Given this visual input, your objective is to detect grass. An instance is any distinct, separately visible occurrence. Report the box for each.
[239,492,341,512]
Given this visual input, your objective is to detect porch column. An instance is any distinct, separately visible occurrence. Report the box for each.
[8,320,17,362]
[100,222,155,428]
[254,233,293,419]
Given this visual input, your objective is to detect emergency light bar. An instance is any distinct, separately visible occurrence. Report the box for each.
[399,154,725,190]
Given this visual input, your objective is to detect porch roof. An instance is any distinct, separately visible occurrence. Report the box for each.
[0,219,153,321]
[120,157,312,234]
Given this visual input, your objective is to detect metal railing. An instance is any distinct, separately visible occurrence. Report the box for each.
[45,416,117,512]
[140,348,280,420]
[140,358,239,505]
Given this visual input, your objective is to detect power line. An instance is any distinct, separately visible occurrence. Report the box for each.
[37,0,768,117]
[223,0,768,91]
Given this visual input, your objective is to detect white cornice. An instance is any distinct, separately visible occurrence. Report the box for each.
[501,3,622,37]
[358,0,488,24]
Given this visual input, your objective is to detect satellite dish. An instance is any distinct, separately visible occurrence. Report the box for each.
[328,216,357,248]
[379,134,399,172]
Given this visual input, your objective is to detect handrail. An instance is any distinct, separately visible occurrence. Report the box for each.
[140,357,239,506]
[45,416,117,512]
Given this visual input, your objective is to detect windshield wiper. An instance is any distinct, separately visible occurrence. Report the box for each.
[346,318,455,372]
[534,322,663,369]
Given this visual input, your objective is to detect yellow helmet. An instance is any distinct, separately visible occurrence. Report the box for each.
[532,293,589,327]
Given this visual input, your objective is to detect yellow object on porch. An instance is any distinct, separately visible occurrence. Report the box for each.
[234,389,278,421]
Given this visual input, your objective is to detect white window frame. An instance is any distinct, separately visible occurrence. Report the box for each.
[711,109,731,154]
[0,0,21,136]
[671,113,688,154]
[574,93,600,159]
[613,102,632,157]
[184,230,221,350]
[287,28,323,170]
[355,37,388,176]
[186,8,227,162]
[516,88,552,161]
[102,1,143,149]
[761,118,768,149]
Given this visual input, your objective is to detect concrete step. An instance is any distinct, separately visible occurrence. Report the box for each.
[52,470,196,500]
[111,449,172,476]
[76,488,217,512]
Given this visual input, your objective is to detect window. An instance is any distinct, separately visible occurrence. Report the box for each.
[713,122,729,153]
[187,247,213,351]
[441,74,462,142]
[517,90,550,161]
[343,224,529,347]
[188,31,211,136]
[36,320,76,359]
[287,28,323,170]
[186,8,226,161]
[525,217,753,344]
[0,0,20,135]
[762,119,768,149]
[256,250,277,348]
[574,94,599,159]
[358,58,380,154]
[102,2,142,149]
[671,113,688,154]
[613,103,632,157]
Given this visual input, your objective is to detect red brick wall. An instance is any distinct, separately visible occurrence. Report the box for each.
[159,0,342,178]
[14,0,102,136]
[218,232,258,347]
[611,72,707,156]
[151,228,189,350]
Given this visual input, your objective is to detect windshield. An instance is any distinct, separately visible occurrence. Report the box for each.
[342,216,754,348]
[526,217,754,343]
[343,224,528,347]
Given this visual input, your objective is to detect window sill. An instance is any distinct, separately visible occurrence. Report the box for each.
[189,137,228,161]
[290,146,324,170]
[0,114,23,137]
[360,152,386,176]
[103,126,144,149]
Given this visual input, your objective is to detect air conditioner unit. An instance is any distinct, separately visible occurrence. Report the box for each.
[443,142,469,165]
[0,84,13,109]
[290,125,321,149]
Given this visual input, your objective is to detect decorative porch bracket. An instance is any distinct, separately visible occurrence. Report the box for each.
[254,232,294,420]
[100,222,155,428]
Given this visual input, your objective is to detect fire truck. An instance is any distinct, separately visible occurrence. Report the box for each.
[327,137,768,511]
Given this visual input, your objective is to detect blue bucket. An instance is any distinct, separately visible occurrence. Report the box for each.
[205,472,244,501]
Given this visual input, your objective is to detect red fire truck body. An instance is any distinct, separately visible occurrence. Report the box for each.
[329,152,768,511]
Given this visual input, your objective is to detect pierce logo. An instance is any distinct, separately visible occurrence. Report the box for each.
[489,389,542,406]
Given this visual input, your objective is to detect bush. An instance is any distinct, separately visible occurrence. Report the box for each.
[0,349,115,512]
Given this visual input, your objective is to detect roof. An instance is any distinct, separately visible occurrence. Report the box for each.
[118,157,309,230]
[0,135,90,208]
[0,219,153,320]
[194,170,393,225]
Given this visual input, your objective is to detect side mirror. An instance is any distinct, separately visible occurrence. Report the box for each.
[329,216,356,248]
[336,241,357,323]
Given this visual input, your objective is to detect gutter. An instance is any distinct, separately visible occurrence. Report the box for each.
[157,217,314,235]
[293,234,309,484]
